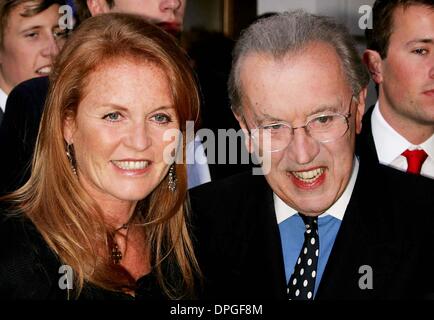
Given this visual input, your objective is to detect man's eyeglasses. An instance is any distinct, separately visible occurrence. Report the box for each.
[250,96,355,153]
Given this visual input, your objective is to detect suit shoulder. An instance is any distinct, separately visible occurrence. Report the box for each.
[6,77,49,113]
[189,170,266,200]
[188,171,271,230]
[376,163,434,191]
[11,76,49,95]
[358,161,434,217]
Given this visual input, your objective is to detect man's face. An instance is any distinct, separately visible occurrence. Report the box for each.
[237,42,365,216]
[95,0,186,34]
[373,5,434,141]
[0,1,67,94]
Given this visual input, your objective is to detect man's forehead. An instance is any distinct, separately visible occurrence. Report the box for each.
[391,4,434,34]
[239,47,347,97]
[239,43,344,85]
[241,41,339,63]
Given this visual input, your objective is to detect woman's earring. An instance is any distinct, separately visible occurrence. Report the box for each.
[66,143,77,175]
[168,164,177,192]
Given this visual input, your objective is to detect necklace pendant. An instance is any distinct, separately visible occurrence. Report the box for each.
[112,243,123,264]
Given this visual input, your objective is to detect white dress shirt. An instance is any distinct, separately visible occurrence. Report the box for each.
[186,135,211,189]
[371,102,434,179]
[0,88,7,113]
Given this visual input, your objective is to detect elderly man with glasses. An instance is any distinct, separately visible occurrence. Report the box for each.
[190,11,434,301]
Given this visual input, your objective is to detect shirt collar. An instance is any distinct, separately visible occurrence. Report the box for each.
[274,156,359,224]
[0,88,7,113]
[420,134,434,162]
[371,101,434,163]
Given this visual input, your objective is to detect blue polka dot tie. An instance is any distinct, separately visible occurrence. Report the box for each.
[287,214,319,300]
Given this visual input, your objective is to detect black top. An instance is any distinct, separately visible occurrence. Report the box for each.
[0,211,164,300]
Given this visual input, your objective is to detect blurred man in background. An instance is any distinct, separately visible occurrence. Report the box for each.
[0,0,67,123]
[361,0,434,178]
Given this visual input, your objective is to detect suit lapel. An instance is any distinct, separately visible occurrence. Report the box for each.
[197,175,288,299]
[316,161,400,299]
[233,177,288,299]
[257,184,288,299]
[315,168,365,299]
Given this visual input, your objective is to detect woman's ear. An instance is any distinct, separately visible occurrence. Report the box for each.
[63,116,76,145]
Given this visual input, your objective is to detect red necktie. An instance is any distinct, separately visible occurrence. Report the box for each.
[402,149,428,175]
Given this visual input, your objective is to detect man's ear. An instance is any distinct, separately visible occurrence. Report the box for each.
[232,107,253,154]
[63,116,76,145]
[362,49,383,84]
[355,87,368,135]
[86,0,111,16]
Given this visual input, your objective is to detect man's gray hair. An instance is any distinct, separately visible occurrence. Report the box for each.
[229,10,370,115]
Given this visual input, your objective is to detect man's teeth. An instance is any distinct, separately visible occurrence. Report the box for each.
[292,168,325,182]
[112,161,149,170]
[36,66,51,75]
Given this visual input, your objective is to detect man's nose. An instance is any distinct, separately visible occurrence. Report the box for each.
[41,34,60,59]
[286,128,320,165]
[160,0,182,12]
[429,58,434,80]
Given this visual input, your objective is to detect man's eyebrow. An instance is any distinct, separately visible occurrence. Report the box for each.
[309,105,341,115]
[19,25,44,34]
[406,38,433,46]
[253,104,342,124]
[255,112,282,123]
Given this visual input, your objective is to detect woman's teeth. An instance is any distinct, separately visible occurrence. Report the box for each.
[112,160,149,170]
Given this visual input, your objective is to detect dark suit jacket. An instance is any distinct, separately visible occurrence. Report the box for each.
[189,159,434,299]
[0,77,49,195]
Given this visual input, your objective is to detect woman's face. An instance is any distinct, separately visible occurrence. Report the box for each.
[63,59,180,207]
